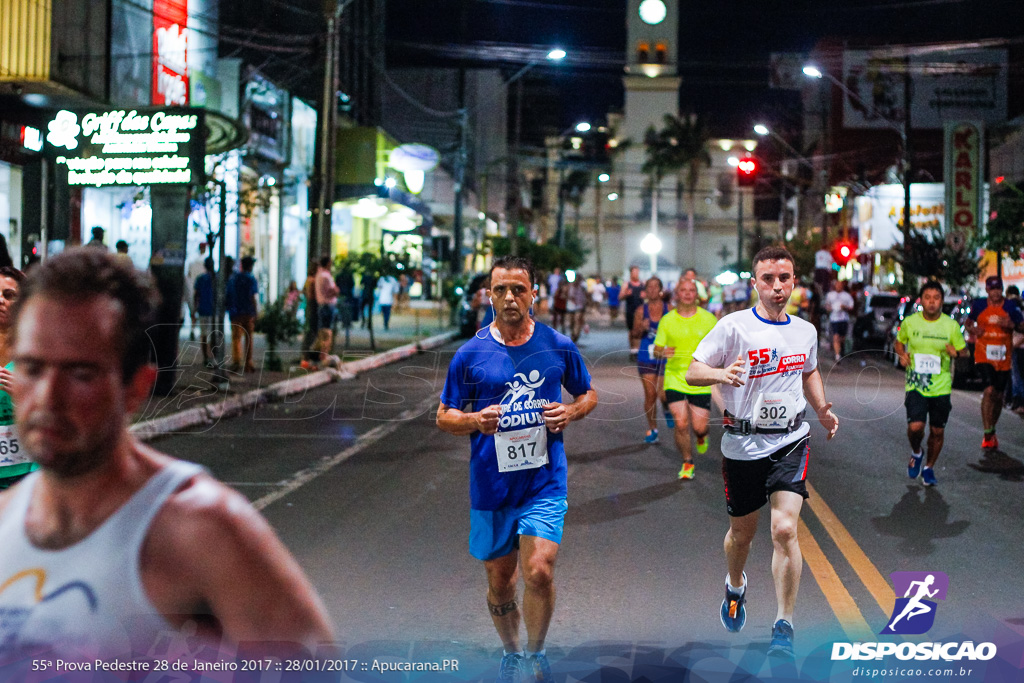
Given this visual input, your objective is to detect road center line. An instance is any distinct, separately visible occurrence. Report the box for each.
[804,481,895,619]
[252,394,440,511]
[798,517,874,640]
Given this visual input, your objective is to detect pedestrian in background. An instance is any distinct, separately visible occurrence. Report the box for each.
[552,281,569,334]
[228,256,259,373]
[86,226,106,249]
[825,280,854,362]
[0,266,32,489]
[360,270,378,329]
[1005,285,1024,413]
[184,243,208,341]
[300,260,319,370]
[623,266,645,356]
[606,276,621,325]
[0,235,13,269]
[313,256,339,365]
[193,257,216,368]
[376,272,400,330]
[567,278,588,342]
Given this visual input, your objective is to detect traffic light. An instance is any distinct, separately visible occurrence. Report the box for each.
[736,156,758,187]
[832,239,857,266]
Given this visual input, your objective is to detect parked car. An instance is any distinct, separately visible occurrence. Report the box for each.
[853,292,901,349]
[883,295,979,388]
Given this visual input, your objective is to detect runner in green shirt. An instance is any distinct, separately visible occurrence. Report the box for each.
[0,266,33,489]
[654,278,718,479]
[894,280,968,487]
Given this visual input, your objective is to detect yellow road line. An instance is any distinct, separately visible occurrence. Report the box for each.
[805,481,895,619]
[798,516,875,641]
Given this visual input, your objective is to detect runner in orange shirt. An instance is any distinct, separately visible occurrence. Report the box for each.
[966,276,1024,450]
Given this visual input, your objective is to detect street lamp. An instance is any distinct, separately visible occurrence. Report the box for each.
[640,231,662,275]
[803,62,912,267]
[452,48,567,274]
[754,123,817,238]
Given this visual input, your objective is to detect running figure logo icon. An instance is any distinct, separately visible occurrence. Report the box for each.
[881,571,949,635]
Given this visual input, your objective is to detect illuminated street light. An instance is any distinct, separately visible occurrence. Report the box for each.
[640,232,662,255]
[575,122,591,133]
[547,49,567,61]
[598,173,610,182]
[803,62,911,265]
[753,124,769,136]
[727,156,739,167]
[607,192,619,201]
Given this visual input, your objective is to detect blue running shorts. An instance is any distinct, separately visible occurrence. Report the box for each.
[469,497,568,561]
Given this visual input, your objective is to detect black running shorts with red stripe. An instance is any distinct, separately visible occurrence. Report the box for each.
[722,437,810,517]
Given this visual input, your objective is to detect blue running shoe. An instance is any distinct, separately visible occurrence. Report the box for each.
[495,652,524,683]
[720,572,747,632]
[528,652,553,682]
[921,467,937,487]
[767,619,795,658]
[664,410,675,429]
[908,452,923,479]
[644,429,659,444]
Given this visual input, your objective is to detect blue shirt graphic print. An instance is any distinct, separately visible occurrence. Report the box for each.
[441,323,592,511]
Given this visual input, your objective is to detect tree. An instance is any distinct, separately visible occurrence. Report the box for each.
[644,114,711,265]
[894,226,983,294]
[984,183,1024,275]
[562,169,592,233]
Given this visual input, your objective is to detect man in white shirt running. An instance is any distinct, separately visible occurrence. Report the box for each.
[686,245,839,659]
[825,280,854,362]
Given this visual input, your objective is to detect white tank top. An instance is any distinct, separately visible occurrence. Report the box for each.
[0,460,204,658]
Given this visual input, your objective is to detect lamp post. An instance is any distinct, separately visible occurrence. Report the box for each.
[754,123,815,239]
[452,48,567,274]
[803,63,912,269]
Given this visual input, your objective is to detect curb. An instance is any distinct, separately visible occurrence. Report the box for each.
[130,330,461,441]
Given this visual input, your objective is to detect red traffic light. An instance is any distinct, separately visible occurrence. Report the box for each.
[736,157,758,186]
[832,240,857,266]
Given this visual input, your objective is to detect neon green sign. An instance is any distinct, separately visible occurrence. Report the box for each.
[46,107,204,187]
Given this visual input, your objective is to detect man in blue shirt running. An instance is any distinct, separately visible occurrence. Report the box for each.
[437,255,598,683]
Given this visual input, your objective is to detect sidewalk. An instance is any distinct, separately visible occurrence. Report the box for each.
[130,300,458,439]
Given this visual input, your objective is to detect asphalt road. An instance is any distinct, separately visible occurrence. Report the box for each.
[154,324,1024,682]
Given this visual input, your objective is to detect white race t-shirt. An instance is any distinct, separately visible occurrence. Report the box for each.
[825,290,855,323]
[692,308,818,460]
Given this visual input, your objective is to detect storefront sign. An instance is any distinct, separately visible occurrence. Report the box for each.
[45,108,204,187]
[944,121,984,237]
[152,0,189,106]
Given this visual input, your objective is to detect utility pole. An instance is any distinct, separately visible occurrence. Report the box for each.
[452,106,468,275]
[594,176,603,277]
[313,1,343,262]
[736,186,744,272]
[901,55,913,273]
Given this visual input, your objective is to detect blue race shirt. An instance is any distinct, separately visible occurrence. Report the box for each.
[441,322,592,511]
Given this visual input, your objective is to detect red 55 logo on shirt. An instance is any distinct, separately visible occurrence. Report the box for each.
[748,348,773,365]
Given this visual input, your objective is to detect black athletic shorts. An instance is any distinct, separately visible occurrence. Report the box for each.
[665,389,712,411]
[904,391,952,428]
[829,321,849,337]
[722,437,810,517]
[976,362,1010,393]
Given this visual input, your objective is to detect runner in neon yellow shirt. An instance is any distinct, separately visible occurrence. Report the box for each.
[0,266,33,489]
[654,278,718,479]
[894,280,968,487]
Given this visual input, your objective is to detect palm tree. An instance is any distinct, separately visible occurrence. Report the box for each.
[644,114,711,266]
[563,169,592,234]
